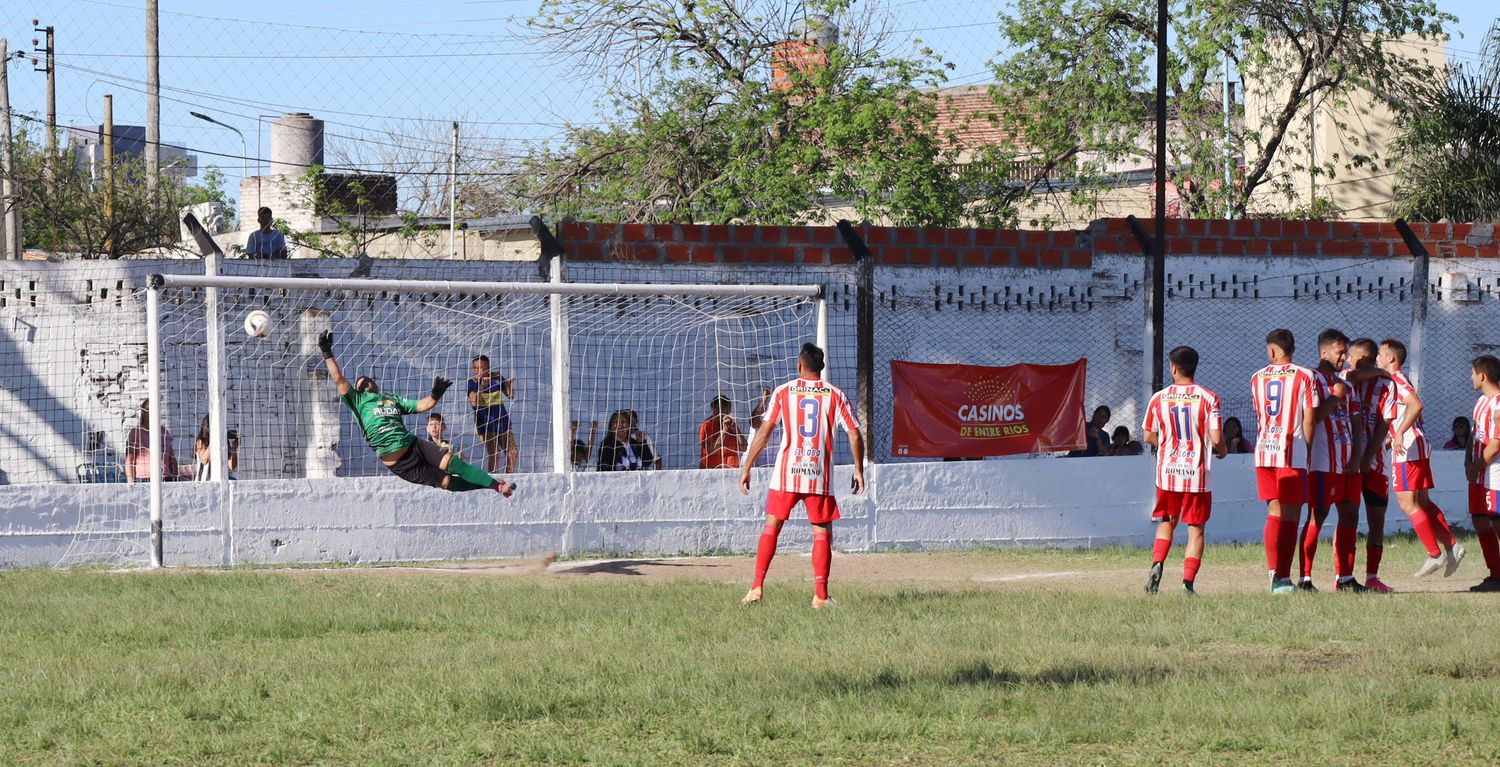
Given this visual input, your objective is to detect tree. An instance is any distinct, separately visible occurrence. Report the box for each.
[520,0,1013,226]
[5,123,235,258]
[326,118,516,220]
[990,0,1452,222]
[1392,68,1500,222]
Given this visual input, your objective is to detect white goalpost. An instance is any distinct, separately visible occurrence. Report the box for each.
[138,270,827,568]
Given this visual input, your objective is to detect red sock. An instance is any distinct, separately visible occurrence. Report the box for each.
[1425,506,1457,547]
[1183,556,1202,583]
[752,522,781,589]
[812,531,832,600]
[1334,524,1358,578]
[1152,537,1172,564]
[1366,544,1384,578]
[1299,512,1322,578]
[1264,516,1282,575]
[1407,507,1441,557]
[1277,514,1299,579]
[1476,524,1500,579]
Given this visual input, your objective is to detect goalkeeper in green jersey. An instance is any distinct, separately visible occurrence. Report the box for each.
[318,330,516,496]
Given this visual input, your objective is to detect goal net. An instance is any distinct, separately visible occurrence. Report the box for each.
[100,272,823,567]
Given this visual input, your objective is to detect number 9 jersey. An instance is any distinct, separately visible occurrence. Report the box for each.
[1250,363,1321,470]
[765,376,860,495]
[1142,384,1223,492]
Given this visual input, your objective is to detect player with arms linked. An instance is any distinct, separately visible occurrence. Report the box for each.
[1141,346,1226,596]
[1347,338,1394,591]
[1377,339,1463,577]
[1466,355,1500,591]
[1250,329,1320,594]
[739,343,865,609]
[1300,329,1367,592]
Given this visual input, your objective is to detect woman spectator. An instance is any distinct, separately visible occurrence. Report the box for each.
[1223,417,1252,454]
[597,411,656,471]
[125,399,181,483]
[193,415,240,481]
[1443,416,1471,451]
[1110,425,1144,456]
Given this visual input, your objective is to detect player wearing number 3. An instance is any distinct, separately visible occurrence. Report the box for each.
[739,343,865,609]
[1251,329,1320,595]
[1141,346,1226,596]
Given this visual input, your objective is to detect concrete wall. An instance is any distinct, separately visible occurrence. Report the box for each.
[0,452,1464,568]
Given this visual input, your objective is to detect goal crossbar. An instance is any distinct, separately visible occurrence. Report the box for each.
[151,274,823,298]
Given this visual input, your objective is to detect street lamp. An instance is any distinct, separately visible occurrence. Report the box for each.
[190,111,248,182]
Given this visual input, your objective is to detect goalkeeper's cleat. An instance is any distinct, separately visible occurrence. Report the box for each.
[496,481,518,498]
[1443,543,1466,577]
[1335,578,1368,593]
[1468,576,1500,593]
[740,587,763,605]
[1144,562,1163,595]
[811,596,837,610]
[1270,578,1297,595]
[1414,554,1446,578]
[1364,576,1394,593]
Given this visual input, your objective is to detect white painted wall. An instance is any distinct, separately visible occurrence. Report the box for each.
[0,452,1465,568]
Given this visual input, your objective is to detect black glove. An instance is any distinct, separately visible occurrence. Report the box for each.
[431,377,453,400]
[317,330,334,359]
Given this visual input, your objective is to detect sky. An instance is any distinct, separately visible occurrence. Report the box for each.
[2,0,1496,214]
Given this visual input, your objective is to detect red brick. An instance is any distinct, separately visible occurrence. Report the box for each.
[593,223,618,241]
[1166,237,1197,255]
[1258,219,1283,238]
[934,248,959,266]
[690,247,719,264]
[1070,250,1094,269]
[1103,218,1135,235]
[1477,244,1500,258]
[569,241,605,260]
[810,227,839,245]
[557,221,590,241]
[1208,220,1229,237]
[731,226,759,243]
[615,243,658,262]
[770,247,800,264]
[1015,249,1040,268]
[1306,221,1333,240]
[664,245,692,263]
[948,228,976,247]
[893,227,920,246]
[915,227,944,246]
[1329,222,1359,240]
[746,246,773,263]
[677,225,703,243]
[703,224,731,243]
[1217,239,1248,256]
[829,248,854,265]
[717,245,747,263]
[1268,239,1299,256]
[620,223,648,241]
[974,229,998,247]
[1320,240,1366,257]
[1181,220,1209,238]
[999,230,1022,247]
[1452,224,1474,243]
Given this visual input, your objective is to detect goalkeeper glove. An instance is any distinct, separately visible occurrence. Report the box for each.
[431,377,453,401]
[317,330,335,359]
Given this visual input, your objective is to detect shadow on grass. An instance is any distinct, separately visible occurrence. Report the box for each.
[820,659,1171,694]
[552,559,695,576]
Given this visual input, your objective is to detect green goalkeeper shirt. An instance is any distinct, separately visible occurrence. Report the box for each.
[341,389,418,456]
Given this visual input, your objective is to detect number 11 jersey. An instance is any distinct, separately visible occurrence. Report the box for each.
[766,377,860,496]
[1250,363,1321,470]
[1143,384,1223,492]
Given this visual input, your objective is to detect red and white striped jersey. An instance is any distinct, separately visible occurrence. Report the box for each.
[1310,368,1358,474]
[1472,393,1500,490]
[1250,363,1320,469]
[1351,375,1392,475]
[1142,384,1222,492]
[1379,371,1430,464]
[765,377,859,495]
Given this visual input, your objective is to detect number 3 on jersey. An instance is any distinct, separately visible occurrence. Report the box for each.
[799,398,821,438]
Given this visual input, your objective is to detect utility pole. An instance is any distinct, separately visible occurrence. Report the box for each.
[104,94,114,237]
[449,120,458,260]
[1223,49,1233,220]
[146,0,159,192]
[1148,0,1167,394]
[31,21,54,188]
[1,38,22,259]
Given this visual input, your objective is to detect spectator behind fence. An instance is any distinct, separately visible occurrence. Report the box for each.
[1068,405,1113,456]
[1223,416,1252,454]
[1111,426,1143,456]
[571,420,598,471]
[699,395,746,469]
[193,415,239,481]
[427,413,460,458]
[1444,416,1471,451]
[598,411,653,471]
[244,207,289,259]
[626,409,663,470]
[125,398,181,483]
[468,354,519,474]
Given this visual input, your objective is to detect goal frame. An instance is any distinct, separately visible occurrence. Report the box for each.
[143,271,828,568]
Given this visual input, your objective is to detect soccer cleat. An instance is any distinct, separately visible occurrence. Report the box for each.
[1415,554,1446,578]
[1180,584,1197,597]
[1270,578,1298,594]
[1335,578,1368,593]
[1364,577,1394,593]
[740,587,763,605]
[1469,577,1500,593]
[811,596,837,609]
[1297,579,1319,593]
[1443,543,1466,577]
[1145,562,1164,595]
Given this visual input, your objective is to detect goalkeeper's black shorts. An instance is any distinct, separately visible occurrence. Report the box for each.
[386,438,450,488]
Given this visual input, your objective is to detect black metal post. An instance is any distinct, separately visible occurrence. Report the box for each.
[836,220,876,440]
[1150,0,1168,394]
[1395,219,1430,388]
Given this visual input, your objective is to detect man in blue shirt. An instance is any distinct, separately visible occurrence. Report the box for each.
[245,207,288,259]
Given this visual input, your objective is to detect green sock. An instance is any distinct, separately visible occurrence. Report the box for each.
[446,456,498,489]
[445,476,488,492]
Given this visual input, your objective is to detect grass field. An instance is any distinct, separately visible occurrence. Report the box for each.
[4,539,1500,766]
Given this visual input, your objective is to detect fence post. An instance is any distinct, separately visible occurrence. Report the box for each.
[1395,219,1430,389]
[835,221,876,442]
[1126,215,1160,408]
[146,275,165,568]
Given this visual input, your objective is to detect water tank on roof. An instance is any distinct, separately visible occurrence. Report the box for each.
[794,15,838,47]
[270,112,324,177]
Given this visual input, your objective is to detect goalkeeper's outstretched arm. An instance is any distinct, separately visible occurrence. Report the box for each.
[318,330,351,396]
[414,377,454,413]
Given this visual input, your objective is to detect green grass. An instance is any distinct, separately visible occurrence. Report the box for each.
[3,546,1500,766]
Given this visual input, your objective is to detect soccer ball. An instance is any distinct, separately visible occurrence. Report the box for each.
[244,310,272,338]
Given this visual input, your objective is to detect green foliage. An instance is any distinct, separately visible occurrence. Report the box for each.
[6,124,236,258]
[991,0,1453,219]
[521,0,1015,226]
[273,166,442,258]
[1393,68,1500,222]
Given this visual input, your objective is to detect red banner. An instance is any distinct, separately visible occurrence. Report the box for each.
[890,359,1088,458]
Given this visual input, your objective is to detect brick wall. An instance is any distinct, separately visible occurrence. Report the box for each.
[554,218,1500,268]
